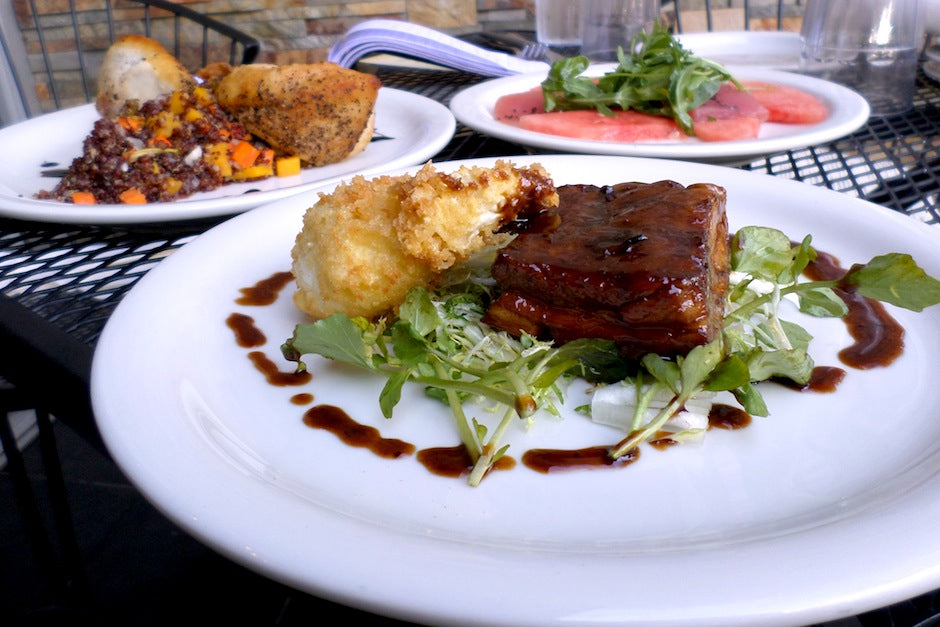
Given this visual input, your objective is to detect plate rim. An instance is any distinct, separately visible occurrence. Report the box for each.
[0,87,456,225]
[449,66,870,161]
[90,154,940,626]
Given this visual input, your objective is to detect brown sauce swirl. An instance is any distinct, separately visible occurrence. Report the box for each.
[417,445,515,477]
[226,312,266,348]
[303,405,415,459]
[231,239,911,481]
[236,271,294,306]
[777,365,846,393]
[804,250,904,369]
[290,393,314,405]
[708,403,751,430]
[248,350,311,387]
[522,446,640,473]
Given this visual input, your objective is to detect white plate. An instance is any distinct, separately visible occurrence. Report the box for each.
[450,66,870,162]
[676,31,803,70]
[0,88,455,224]
[91,155,940,626]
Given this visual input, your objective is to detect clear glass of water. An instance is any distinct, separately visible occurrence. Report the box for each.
[535,0,583,47]
[799,0,926,116]
[580,0,659,62]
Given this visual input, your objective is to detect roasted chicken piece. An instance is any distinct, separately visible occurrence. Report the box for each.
[291,161,558,320]
[483,181,731,359]
[95,35,196,119]
[213,63,382,166]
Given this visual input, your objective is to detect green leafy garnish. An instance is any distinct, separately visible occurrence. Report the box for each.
[282,226,940,484]
[282,274,624,486]
[540,21,739,133]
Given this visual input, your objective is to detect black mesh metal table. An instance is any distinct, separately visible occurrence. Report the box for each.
[3,65,940,626]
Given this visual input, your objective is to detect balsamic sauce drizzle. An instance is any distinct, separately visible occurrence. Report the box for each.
[227,245,907,479]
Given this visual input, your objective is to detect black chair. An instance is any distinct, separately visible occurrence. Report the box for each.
[0,0,260,126]
[667,0,806,33]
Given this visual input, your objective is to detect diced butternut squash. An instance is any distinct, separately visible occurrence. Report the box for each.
[275,155,301,177]
[229,164,273,180]
[163,178,183,195]
[168,91,187,115]
[207,142,232,177]
[193,86,212,105]
[153,110,181,138]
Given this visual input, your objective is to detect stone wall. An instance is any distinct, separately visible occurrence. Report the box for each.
[8,0,803,115]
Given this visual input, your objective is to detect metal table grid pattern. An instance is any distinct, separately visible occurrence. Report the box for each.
[0,69,940,354]
[1,67,938,349]
[3,63,940,627]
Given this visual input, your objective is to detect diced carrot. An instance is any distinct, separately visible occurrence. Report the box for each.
[71,191,97,204]
[230,140,261,169]
[118,188,147,204]
[148,135,172,148]
[117,116,142,132]
[259,148,275,165]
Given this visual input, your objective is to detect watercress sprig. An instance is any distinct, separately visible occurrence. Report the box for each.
[282,225,940,483]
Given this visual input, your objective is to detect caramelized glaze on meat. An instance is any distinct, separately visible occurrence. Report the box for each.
[483,181,730,359]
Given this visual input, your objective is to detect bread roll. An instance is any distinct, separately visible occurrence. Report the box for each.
[213,63,382,166]
[95,35,196,118]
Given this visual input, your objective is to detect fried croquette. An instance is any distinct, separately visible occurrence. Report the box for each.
[291,161,558,320]
[396,161,558,271]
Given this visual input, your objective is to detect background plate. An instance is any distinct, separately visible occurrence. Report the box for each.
[0,88,455,224]
[92,155,940,626]
[450,67,869,162]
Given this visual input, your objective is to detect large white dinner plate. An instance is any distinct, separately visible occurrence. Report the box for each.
[675,31,803,70]
[450,66,870,162]
[91,155,940,626]
[0,88,454,225]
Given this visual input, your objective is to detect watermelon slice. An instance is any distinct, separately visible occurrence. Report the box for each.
[692,117,762,142]
[518,110,683,142]
[741,81,829,124]
[494,86,546,122]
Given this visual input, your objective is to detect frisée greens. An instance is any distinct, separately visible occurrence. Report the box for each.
[282,226,940,486]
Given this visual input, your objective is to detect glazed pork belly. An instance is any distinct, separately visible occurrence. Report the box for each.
[483,180,730,360]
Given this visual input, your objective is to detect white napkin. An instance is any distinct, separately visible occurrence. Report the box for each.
[328,19,550,77]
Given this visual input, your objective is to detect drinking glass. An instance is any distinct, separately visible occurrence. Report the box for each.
[580,0,660,62]
[799,0,926,115]
[535,0,583,47]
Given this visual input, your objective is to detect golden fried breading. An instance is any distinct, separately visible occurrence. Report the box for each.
[291,161,558,320]
[213,63,381,166]
[396,161,558,271]
[292,173,433,321]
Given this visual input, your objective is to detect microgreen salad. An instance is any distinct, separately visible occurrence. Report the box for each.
[541,21,740,134]
[282,226,940,486]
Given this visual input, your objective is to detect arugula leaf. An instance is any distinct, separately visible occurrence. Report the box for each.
[540,21,739,133]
